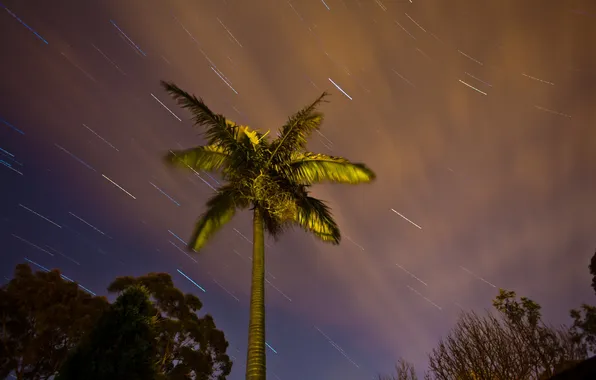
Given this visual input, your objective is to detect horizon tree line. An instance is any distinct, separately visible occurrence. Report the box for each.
[379,250,596,380]
[0,263,232,379]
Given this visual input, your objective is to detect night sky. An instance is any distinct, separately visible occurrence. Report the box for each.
[1,0,596,379]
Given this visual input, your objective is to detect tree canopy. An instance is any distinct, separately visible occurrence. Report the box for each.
[0,263,108,380]
[378,358,423,380]
[570,250,596,355]
[381,249,596,380]
[107,272,232,380]
[56,285,158,380]
[0,264,231,380]
[428,289,585,380]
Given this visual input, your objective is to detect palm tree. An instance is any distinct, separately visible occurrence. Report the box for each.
[161,81,376,380]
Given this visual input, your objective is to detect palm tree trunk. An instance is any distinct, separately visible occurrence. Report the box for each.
[246,207,266,380]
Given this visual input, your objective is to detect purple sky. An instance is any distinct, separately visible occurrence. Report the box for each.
[1,0,595,379]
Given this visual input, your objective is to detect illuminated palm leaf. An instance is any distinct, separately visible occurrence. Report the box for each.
[270,92,328,160]
[289,152,376,185]
[234,124,267,147]
[189,187,243,251]
[165,145,230,172]
[160,81,240,150]
[294,196,340,244]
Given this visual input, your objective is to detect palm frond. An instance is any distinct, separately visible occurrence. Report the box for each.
[165,145,230,173]
[260,208,290,240]
[289,152,376,185]
[235,125,266,146]
[189,186,240,251]
[160,81,240,149]
[269,92,329,161]
[294,196,340,244]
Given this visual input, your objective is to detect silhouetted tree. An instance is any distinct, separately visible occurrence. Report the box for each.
[378,358,425,380]
[548,356,596,380]
[0,263,108,380]
[162,81,376,379]
[56,285,158,380]
[570,250,596,355]
[107,272,232,379]
[382,250,596,379]
[1,263,231,380]
[427,290,585,380]
[493,290,584,378]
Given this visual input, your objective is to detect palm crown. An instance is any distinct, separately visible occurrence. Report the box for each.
[162,81,376,251]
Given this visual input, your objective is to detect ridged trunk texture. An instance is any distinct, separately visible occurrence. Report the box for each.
[245,207,266,380]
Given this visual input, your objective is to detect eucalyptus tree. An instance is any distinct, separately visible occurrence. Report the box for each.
[162,81,376,379]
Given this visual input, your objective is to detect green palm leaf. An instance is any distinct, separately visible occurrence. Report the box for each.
[294,196,340,244]
[189,187,240,251]
[160,81,240,150]
[269,92,329,161]
[289,152,376,185]
[234,124,268,147]
[165,145,230,172]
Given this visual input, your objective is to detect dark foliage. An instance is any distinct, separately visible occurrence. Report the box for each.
[107,272,232,380]
[56,285,158,380]
[547,355,596,380]
[378,358,423,380]
[428,290,585,380]
[0,264,108,380]
[570,250,596,355]
[1,264,231,380]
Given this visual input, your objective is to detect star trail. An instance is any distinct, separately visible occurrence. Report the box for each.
[1,0,595,379]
